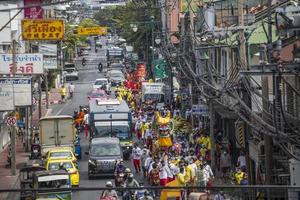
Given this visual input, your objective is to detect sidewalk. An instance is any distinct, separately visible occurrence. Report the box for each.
[0,139,29,200]
[0,88,62,200]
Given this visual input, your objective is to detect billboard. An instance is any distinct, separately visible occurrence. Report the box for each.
[24,0,43,19]
[0,82,14,111]
[77,26,108,36]
[0,78,32,107]
[39,44,57,69]
[21,19,64,41]
[0,54,44,74]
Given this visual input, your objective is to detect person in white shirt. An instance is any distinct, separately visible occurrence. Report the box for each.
[132,143,142,173]
[203,161,214,186]
[83,109,89,138]
[68,83,75,99]
[159,161,171,186]
[237,151,246,169]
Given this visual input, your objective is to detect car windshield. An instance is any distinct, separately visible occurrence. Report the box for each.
[95,125,130,139]
[111,64,123,68]
[110,72,123,78]
[50,152,72,158]
[48,162,73,170]
[95,80,107,85]
[90,143,121,157]
[65,68,75,73]
[144,94,164,103]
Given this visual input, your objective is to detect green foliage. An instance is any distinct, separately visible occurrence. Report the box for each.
[93,2,160,58]
[79,18,98,27]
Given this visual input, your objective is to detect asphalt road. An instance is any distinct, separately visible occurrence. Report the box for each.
[48,45,144,200]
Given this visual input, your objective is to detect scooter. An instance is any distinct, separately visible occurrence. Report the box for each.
[98,63,103,72]
[82,58,86,66]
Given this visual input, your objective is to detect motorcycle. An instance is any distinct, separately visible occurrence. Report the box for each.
[82,58,86,66]
[98,63,103,72]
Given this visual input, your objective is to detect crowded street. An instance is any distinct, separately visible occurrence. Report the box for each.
[0,0,300,200]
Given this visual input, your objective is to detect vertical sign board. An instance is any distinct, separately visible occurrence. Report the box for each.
[0,83,14,111]
[39,44,58,69]
[0,78,32,107]
[24,0,43,19]
[0,54,44,75]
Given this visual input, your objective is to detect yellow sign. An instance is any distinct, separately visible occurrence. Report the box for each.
[21,19,64,41]
[77,26,108,36]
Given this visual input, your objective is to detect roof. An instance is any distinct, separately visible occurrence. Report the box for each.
[95,78,108,81]
[91,137,120,145]
[89,99,130,113]
[95,121,130,126]
[40,115,73,121]
[47,158,73,163]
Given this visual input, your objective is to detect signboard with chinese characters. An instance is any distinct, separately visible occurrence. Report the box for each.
[77,26,108,36]
[0,82,14,111]
[24,0,43,19]
[39,44,57,69]
[21,19,64,41]
[0,54,44,74]
[0,78,32,106]
[192,104,209,116]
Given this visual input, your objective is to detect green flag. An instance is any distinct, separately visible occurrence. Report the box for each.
[153,59,168,81]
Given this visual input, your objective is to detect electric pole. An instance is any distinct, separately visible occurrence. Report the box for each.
[238,0,253,184]
[11,39,17,176]
[264,0,273,185]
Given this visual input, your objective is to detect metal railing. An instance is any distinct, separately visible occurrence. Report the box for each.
[1,185,300,199]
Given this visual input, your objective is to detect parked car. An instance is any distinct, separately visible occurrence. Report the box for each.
[82,50,89,56]
[63,67,79,81]
[87,137,123,178]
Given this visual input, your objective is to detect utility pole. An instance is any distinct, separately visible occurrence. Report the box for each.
[11,39,17,176]
[45,71,49,109]
[209,99,215,170]
[38,76,42,119]
[238,0,253,184]
[264,0,273,185]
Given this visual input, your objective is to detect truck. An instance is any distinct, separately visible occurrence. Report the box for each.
[106,46,124,66]
[89,99,133,159]
[141,82,165,109]
[39,115,76,156]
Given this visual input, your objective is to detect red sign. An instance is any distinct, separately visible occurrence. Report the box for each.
[6,116,16,126]
[24,0,43,19]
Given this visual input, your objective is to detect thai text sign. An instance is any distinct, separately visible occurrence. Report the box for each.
[21,19,64,40]
[0,54,44,74]
[0,83,14,111]
[24,0,43,19]
[77,26,108,36]
[0,78,32,107]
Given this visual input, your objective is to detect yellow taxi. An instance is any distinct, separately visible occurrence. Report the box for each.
[45,148,77,165]
[46,159,80,186]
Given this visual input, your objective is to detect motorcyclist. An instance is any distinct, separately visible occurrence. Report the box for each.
[124,173,140,199]
[115,160,126,175]
[98,62,103,72]
[125,173,139,187]
[124,168,131,181]
[100,181,119,200]
[82,57,86,66]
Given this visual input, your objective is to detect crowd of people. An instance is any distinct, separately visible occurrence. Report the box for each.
[110,83,249,199]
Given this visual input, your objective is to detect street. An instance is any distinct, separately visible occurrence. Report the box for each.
[49,47,143,200]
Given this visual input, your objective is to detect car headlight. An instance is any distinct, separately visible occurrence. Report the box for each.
[88,159,96,166]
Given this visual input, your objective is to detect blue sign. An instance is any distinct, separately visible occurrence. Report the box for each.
[192,104,209,116]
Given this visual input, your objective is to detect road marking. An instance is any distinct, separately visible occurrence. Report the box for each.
[55,103,68,115]
[45,109,52,117]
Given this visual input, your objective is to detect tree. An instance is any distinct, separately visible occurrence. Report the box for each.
[93,2,160,61]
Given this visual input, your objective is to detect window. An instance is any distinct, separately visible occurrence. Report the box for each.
[48,162,73,170]
[50,152,72,158]
[221,50,228,79]
[90,143,121,156]
[95,125,130,139]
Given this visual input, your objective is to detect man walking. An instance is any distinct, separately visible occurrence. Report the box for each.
[132,143,142,173]
[68,83,75,99]
[59,85,67,103]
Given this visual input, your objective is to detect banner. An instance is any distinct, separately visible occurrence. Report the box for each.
[0,83,14,111]
[0,78,32,107]
[39,44,57,69]
[153,59,168,80]
[0,54,44,74]
[24,0,43,19]
[22,19,64,40]
[77,26,108,36]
